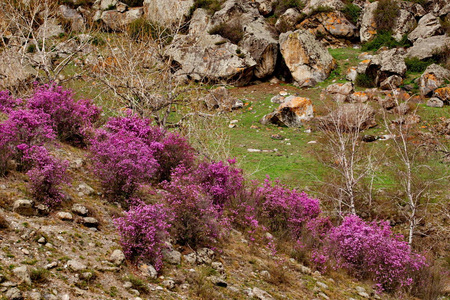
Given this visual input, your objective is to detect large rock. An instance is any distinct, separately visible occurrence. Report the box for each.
[304,0,345,14]
[210,0,260,27]
[143,0,194,27]
[165,34,256,84]
[279,30,336,87]
[428,0,450,16]
[359,1,378,43]
[101,7,143,31]
[366,48,406,86]
[189,8,211,36]
[240,18,278,79]
[398,1,426,18]
[254,0,276,16]
[317,11,357,39]
[418,64,450,96]
[434,86,450,103]
[318,103,377,132]
[391,10,417,42]
[275,8,302,33]
[406,35,450,60]
[260,96,314,127]
[408,13,443,42]
[13,266,31,285]
[200,87,237,111]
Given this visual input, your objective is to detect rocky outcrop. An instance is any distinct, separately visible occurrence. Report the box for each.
[318,103,377,132]
[101,7,143,31]
[260,96,314,127]
[254,0,276,16]
[418,64,450,96]
[210,0,260,28]
[304,0,345,15]
[143,0,194,27]
[406,35,450,60]
[366,48,406,86]
[407,13,443,42]
[275,8,302,33]
[189,8,211,35]
[0,49,37,91]
[428,0,450,16]
[279,30,336,87]
[391,10,417,42]
[360,2,378,43]
[240,18,278,79]
[379,75,403,90]
[165,34,256,84]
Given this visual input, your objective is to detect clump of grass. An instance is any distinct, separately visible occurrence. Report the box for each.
[30,268,50,283]
[124,274,149,294]
[208,21,243,44]
[189,0,223,16]
[341,3,361,24]
[127,18,172,44]
[361,31,411,51]
[355,73,375,88]
[272,0,305,17]
[309,5,333,16]
[374,0,399,32]
[0,212,8,229]
[405,57,434,73]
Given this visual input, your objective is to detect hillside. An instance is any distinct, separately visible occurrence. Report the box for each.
[1,0,450,299]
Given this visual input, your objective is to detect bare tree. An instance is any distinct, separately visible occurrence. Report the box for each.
[316,102,380,217]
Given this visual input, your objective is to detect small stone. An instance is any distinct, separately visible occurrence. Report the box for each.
[56,212,73,221]
[427,97,444,108]
[232,99,244,109]
[76,183,94,196]
[109,249,126,266]
[45,243,53,248]
[316,281,328,290]
[252,287,274,300]
[13,266,31,285]
[71,204,88,216]
[37,237,46,244]
[318,292,330,300]
[13,199,35,216]
[28,291,41,300]
[211,262,224,274]
[184,253,197,265]
[162,279,175,290]
[129,289,140,296]
[196,248,214,265]
[21,249,30,255]
[138,264,157,279]
[0,184,6,189]
[36,204,50,216]
[260,270,271,280]
[61,294,70,300]
[81,272,93,280]
[5,287,23,300]
[82,217,99,227]
[208,276,227,287]
[123,281,133,289]
[45,262,58,270]
[67,260,87,272]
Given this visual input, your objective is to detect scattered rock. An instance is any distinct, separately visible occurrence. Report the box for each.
[82,217,99,227]
[252,287,275,300]
[72,204,89,216]
[13,266,31,285]
[201,87,237,112]
[209,275,228,287]
[162,279,175,290]
[36,204,50,216]
[348,92,369,103]
[279,30,336,87]
[45,262,58,270]
[184,253,197,265]
[67,260,87,272]
[419,64,450,96]
[261,96,314,127]
[379,75,403,90]
[13,200,35,216]
[427,97,444,108]
[196,248,215,265]
[76,183,95,196]
[138,263,157,279]
[109,249,126,266]
[366,48,406,86]
[162,249,181,265]
[316,281,329,290]
[56,212,73,221]
[5,288,23,300]
[318,103,377,132]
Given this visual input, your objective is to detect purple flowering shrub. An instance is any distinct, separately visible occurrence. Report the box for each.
[0,109,55,174]
[90,129,159,202]
[104,114,196,181]
[321,215,427,291]
[22,145,70,208]
[115,203,171,271]
[254,177,321,239]
[162,165,224,247]
[0,91,23,113]
[27,84,101,147]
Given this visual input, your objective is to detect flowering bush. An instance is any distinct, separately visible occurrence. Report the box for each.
[0,91,22,113]
[323,215,427,291]
[168,159,243,208]
[162,166,224,247]
[90,129,159,202]
[115,203,171,270]
[105,114,196,181]
[0,109,55,174]
[255,177,321,238]
[27,84,101,147]
[22,145,70,208]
